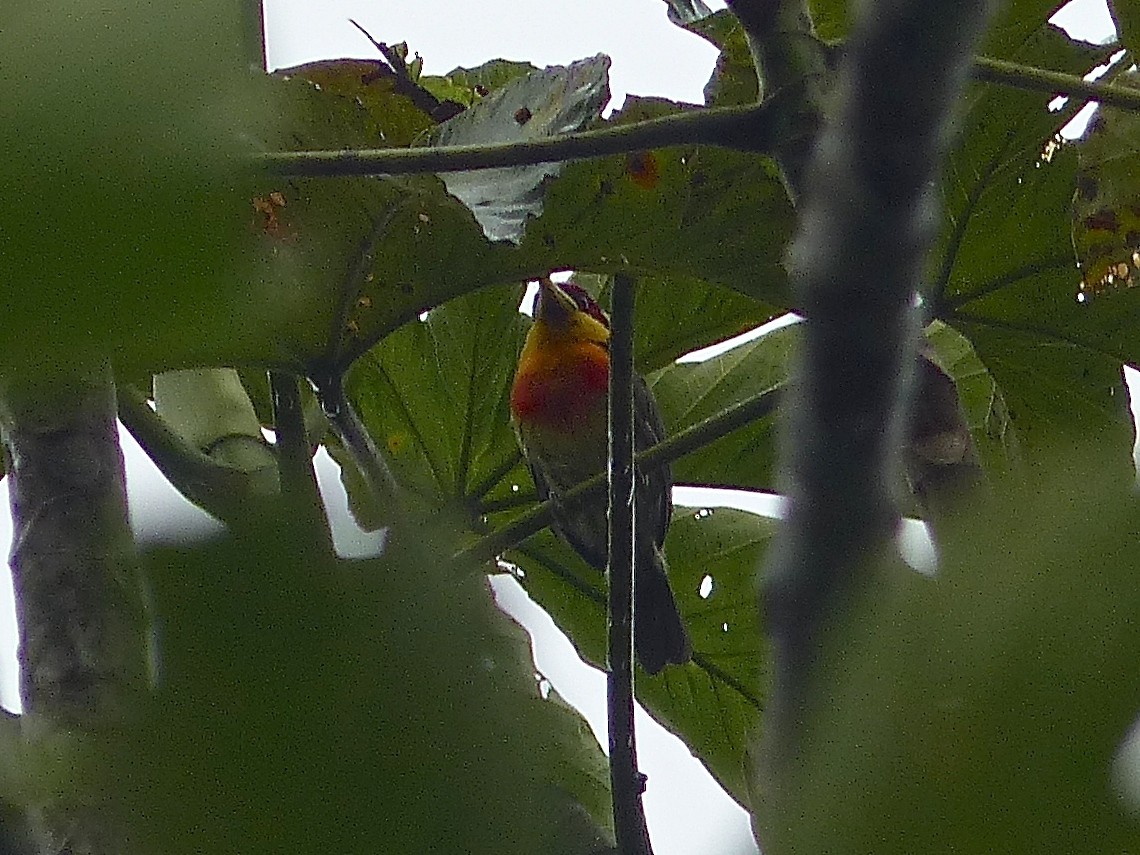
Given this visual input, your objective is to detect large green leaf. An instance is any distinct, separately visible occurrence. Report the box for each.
[650,323,798,492]
[342,283,528,510]
[933,18,1107,307]
[756,450,1140,851]
[571,271,785,373]
[251,79,793,377]
[514,96,793,308]
[4,512,617,852]
[952,321,1134,471]
[0,1,279,378]
[928,14,1132,471]
[344,273,788,523]
[507,506,775,807]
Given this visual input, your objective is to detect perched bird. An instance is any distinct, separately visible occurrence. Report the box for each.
[509,278,691,674]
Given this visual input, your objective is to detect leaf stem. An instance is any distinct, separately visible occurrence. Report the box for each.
[316,374,400,510]
[258,55,1136,181]
[117,384,263,525]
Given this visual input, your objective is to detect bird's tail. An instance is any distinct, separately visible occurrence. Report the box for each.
[634,546,692,675]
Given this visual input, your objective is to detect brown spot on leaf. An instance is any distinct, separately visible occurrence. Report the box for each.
[252,192,292,238]
[626,151,660,190]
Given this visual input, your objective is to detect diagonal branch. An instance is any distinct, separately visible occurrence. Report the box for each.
[972,54,1140,112]
[260,103,776,178]
[456,385,782,566]
[117,385,264,526]
[258,57,1136,182]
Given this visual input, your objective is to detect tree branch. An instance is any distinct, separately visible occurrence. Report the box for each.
[727,0,831,196]
[315,374,399,510]
[117,386,270,527]
[762,0,996,769]
[257,52,1136,183]
[972,54,1140,112]
[259,103,775,177]
[0,363,148,852]
[606,273,653,855]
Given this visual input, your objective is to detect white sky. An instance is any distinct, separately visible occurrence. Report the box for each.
[0,2,1122,854]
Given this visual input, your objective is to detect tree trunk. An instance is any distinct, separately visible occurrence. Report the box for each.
[1,363,148,853]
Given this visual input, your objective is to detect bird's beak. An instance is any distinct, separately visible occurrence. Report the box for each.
[534,278,577,326]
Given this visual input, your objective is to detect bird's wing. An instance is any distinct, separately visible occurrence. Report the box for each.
[633,373,672,550]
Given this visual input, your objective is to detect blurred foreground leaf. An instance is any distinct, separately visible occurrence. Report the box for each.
[756,451,1140,853]
[0,508,617,853]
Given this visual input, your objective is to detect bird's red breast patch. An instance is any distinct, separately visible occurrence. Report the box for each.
[510,342,609,432]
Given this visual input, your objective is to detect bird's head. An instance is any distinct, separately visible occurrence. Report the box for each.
[531,278,610,346]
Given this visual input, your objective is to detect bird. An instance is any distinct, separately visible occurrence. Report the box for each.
[509,277,691,674]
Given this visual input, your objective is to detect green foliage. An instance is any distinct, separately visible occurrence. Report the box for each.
[341,283,530,514]
[6,0,1140,849]
[3,513,615,853]
[756,451,1140,853]
[680,10,761,107]
[931,11,1134,472]
[1072,73,1140,299]
[421,59,539,108]
[509,508,776,805]
[650,324,796,491]
[1109,0,1138,52]
[0,0,279,378]
[243,68,794,379]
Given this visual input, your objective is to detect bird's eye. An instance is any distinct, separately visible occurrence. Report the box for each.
[558,281,609,326]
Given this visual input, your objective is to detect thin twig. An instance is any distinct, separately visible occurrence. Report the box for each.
[316,374,399,509]
[972,54,1140,112]
[257,55,1136,183]
[607,273,653,855]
